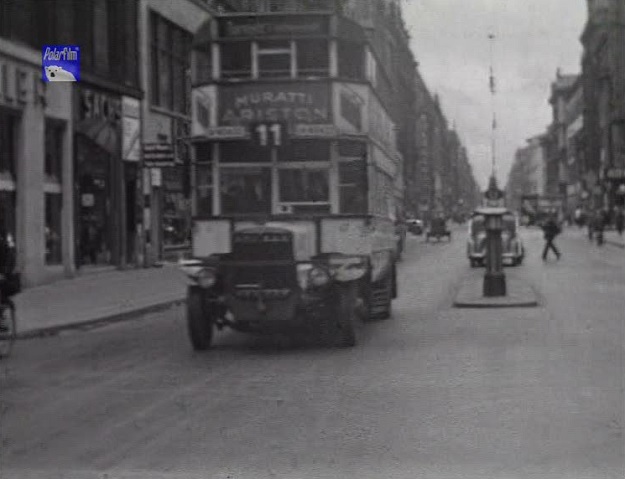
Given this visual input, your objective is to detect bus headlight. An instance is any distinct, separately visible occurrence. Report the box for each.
[196,267,217,289]
[308,266,331,288]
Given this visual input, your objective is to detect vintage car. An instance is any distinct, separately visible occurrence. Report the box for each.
[425,217,451,242]
[406,218,423,235]
[467,210,525,267]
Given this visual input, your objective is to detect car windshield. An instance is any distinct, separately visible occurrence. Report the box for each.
[470,216,485,235]
[503,215,516,233]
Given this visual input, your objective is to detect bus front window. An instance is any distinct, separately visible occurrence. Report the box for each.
[220,168,271,215]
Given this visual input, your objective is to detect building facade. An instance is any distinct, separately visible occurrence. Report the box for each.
[581,0,625,208]
[0,40,73,287]
[138,0,215,264]
[1,0,142,286]
[506,135,547,212]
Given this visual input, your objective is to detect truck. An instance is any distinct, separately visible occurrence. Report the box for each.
[180,6,403,349]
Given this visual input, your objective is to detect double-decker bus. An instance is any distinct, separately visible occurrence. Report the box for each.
[180,3,404,349]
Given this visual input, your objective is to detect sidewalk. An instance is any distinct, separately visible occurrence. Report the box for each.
[15,265,189,338]
[604,230,625,248]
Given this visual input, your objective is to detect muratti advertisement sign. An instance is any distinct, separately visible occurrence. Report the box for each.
[219,83,330,126]
[219,15,329,38]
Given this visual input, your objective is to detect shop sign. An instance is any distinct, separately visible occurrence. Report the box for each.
[219,83,330,126]
[605,167,625,180]
[0,57,47,108]
[122,96,141,162]
[204,126,248,140]
[144,143,175,168]
[77,86,121,124]
[219,15,328,38]
[293,124,337,138]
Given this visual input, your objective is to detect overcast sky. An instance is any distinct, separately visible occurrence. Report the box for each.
[402,0,588,190]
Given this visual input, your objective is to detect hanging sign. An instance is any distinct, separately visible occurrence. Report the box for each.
[143,142,175,167]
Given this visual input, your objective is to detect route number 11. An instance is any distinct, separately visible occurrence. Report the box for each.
[255,123,283,147]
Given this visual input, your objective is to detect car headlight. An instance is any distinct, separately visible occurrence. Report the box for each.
[308,266,332,288]
[196,267,217,288]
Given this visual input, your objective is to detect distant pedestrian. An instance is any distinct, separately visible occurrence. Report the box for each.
[541,214,561,261]
[593,209,608,246]
[0,211,19,332]
[614,207,624,236]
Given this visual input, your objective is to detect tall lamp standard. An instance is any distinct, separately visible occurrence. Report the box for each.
[481,32,507,297]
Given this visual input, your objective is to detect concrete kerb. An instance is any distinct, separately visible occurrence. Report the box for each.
[606,239,625,249]
[453,271,539,309]
[17,298,186,340]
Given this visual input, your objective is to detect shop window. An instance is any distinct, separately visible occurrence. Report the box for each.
[278,140,330,162]
[296,39,329,77]
[220,142,271,163]
[151,12,192,113]
[45,121,64,183]
[45,193,63,265]
[220,167,271,215]
[221,42,252,79]
[338,41,365,80]
[44,120,64,265]
[339,161,367,214]
[162,167,191,247]
[258,40,293,79]
[0,191,16,245]
[0,110,17,178]
[279,169,329,203]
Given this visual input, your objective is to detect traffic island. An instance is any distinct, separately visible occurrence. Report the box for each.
[453,273,539,309]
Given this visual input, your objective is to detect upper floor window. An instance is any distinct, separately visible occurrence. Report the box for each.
[338,41,365,80]
[221,41,252,79]
[297,39,329,77]
[258,40,293,78]
[151,12,192,114]
[194,44,212,84]
[218,39,329,80]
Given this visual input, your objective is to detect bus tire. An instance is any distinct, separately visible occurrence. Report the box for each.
[187,287,214,351]
[336,284,357,347]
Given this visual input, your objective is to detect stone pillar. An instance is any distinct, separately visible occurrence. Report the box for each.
[16,102,45,286]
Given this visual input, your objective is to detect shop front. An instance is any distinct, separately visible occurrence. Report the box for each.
[1,42,73,287]
[143,113,192,263]
[74,84,141,269]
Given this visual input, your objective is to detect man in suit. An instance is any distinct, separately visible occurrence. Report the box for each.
[541,213,561,261]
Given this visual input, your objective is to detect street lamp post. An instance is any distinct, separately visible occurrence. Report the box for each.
[481,176,507,297]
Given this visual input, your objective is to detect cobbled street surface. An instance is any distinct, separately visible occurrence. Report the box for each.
[1,227,623,479]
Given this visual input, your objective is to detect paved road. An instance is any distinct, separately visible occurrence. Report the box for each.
[1,228,623,479]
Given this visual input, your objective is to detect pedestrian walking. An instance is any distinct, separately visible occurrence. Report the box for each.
[0,211,19,332]
[614,207,624,236]
[541,214,561,261]
[593,208,608,246]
